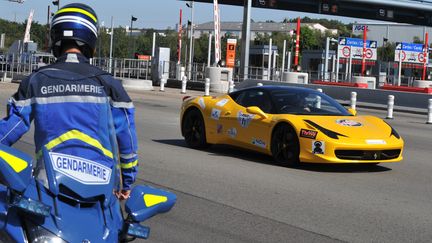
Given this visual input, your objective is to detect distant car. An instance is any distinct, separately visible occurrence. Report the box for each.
[180,85,404,166]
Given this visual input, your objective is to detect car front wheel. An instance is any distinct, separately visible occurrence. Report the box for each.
[271,124,300,167]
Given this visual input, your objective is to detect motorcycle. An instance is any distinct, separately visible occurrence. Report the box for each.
[0,143,176,242]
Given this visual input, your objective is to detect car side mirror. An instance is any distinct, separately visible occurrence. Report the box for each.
[125,185,176,222]
[347,108,357,116]
[246,106,268,119]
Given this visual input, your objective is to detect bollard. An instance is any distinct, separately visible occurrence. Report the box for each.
[159,78,166,92]
[228,80,235,93]
[427,99,432,124]
[386,95,395,119]
[204,78,210,96]
[317,88,323,93]
[257,82,263,86]
[181,76,187,94]
[350,91,357,110]
[315,96,321,109]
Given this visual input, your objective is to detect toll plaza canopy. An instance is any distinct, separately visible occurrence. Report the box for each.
[187,0,432,26]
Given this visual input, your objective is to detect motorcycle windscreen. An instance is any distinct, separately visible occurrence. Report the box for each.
[38,98,120,200]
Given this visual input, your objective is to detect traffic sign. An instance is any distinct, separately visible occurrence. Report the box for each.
[338,37,377,60]
[394,42,427,64]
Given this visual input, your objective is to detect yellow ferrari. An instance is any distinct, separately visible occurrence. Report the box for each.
[180,85,404,166]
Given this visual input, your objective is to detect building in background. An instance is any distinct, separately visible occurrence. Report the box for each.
[194,21,338,39]
[352,23,432,46]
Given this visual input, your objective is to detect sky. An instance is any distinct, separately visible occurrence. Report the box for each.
[0,0,367,29]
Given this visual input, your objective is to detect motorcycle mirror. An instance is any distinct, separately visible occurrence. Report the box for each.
[0,144,33,192]
[125,185,176,222]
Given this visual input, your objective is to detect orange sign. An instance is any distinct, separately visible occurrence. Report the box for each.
[135,54,151,61]
[225,39,237,68]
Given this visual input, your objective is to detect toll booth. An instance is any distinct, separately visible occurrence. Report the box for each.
[249,45,279,80]
[151,47,170,85]
[301,50,336,81]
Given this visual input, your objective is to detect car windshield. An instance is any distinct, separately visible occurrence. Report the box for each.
[271,89,351,116]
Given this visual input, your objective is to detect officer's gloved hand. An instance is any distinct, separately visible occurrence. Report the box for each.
[114,190,131,201]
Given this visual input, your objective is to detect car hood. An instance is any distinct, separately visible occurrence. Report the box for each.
[300,115,392,139]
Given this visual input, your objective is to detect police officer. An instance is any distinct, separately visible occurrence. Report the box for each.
[0,3,138,200]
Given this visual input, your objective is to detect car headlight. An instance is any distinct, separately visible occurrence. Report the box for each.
[390,126,401,139]
[304,120,347,139]
[24,220,67,243]
[383,121,401,139]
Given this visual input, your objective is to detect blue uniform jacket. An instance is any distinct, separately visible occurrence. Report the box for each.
[0,53,138,190]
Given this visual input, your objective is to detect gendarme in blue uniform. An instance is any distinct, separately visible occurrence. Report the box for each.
[0,53,138,190]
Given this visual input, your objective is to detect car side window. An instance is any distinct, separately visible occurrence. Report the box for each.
[235,90,273,113]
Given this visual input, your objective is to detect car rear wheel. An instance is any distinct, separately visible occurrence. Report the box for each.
[182,109,209,149]
[271,124,300,167]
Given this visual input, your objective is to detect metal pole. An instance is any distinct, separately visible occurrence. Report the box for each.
[294,17,301,68]
[177,9,183,64]
[240,0,252,80]
[282,39,286,73]
[268,38,272,80]
[361,26,367,76]
[348,50,353,82]
[324,37,330,80]
[130,17,133,57]
[331,54,336,81]
[109,16,114,74]
[287,51,292,72]
[398,50,402,86]
[207,33,212,67]
[188,1,194,80]
[422,32,428,80]
[152,32,156,58]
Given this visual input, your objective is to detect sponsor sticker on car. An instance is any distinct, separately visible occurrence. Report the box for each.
[312,141,325,154]
[336,119,362,127]
[198,98,206,109]
[237,111,254,128]
[252,138,266,148]
[217,124,223,134]
[211,108,221,120]
[227,128,237,138]
[366,139,386,144]
[300,129,318,139]
[216,98,229,107]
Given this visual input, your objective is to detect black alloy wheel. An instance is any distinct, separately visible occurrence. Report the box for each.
[182,109,208,149]
[271,124,300,167]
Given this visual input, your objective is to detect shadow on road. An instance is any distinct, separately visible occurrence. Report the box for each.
[153,139,189,148]
[153,139,392,173]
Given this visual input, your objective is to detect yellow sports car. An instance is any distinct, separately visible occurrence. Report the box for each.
[180,85,404,166]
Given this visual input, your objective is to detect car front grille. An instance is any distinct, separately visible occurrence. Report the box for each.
[335,149,401,161]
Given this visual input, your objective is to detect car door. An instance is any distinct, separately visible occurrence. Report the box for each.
[221,89,274,151]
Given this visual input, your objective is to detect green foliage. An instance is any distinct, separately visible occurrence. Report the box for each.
[378,42,396,62]
[413,36,422,44]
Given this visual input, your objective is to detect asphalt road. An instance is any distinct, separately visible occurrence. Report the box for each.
[0,83,431,243]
